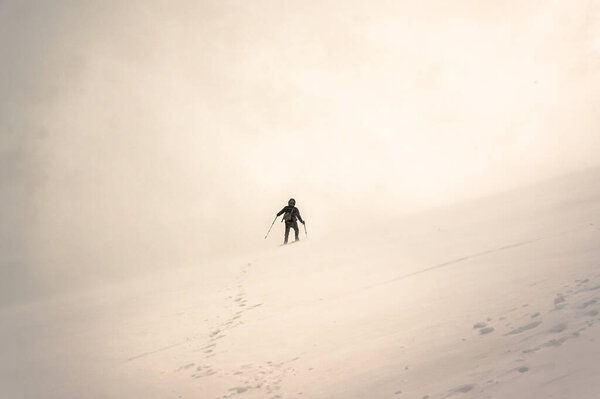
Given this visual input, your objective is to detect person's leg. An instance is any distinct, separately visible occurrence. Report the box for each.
[293,222,300,241]
[284,223,291,244]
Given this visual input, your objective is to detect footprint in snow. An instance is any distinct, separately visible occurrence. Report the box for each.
[542,337,568,347]
[554,294,566,305]
[177,363,195,371]
[578,299,598,309]
[447,384,475,396]
[506,321,542,336]
[549,323,567,333]
[479,327,495,335]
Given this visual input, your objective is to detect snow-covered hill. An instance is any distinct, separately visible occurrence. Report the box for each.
[2,169,600,399]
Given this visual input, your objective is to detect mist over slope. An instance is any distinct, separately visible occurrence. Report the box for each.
[2,167,600,398]
[2,0,600,306]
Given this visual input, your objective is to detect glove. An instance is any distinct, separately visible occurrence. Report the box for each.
[301,220,305,225]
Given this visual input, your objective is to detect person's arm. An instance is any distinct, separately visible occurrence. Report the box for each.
[296,209,305,224]
[276,207,287,217]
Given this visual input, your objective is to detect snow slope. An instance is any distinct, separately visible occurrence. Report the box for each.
[2,169,600,399]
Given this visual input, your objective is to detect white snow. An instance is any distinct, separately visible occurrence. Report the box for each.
[2,170,600,399]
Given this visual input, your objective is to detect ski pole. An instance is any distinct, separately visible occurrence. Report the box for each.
[264,216,278,239]
[303,222,308,238]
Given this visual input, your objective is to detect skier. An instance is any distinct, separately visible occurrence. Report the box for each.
[276,198,305,244]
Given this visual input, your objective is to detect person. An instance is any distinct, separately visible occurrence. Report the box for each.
[276,198,305,244]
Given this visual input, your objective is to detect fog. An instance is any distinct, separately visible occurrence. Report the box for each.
[1,0,599,305]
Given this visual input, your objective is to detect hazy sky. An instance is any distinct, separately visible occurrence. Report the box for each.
[1,0,599,303]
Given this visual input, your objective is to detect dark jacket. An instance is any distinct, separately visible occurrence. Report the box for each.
[277,205,304,223]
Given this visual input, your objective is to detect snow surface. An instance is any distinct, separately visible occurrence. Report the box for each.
[2,170,600,399]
